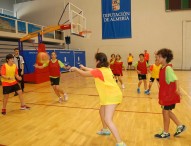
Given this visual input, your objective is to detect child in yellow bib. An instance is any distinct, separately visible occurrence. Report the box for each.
[70,53,126,146]
[146,59,161,94]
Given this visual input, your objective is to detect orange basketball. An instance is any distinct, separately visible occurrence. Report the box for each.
[36,52,50,64]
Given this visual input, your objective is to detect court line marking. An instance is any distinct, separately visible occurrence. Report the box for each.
[0,100,161,115]
[180,87,191,99]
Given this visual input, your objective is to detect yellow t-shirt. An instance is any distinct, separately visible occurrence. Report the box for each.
[128,56,133,62]
[1,63,17,86]
[90,67,122,105]
[150,64,161,79]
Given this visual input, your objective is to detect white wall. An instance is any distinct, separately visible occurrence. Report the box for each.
[14,0,191,69]
[0,0,15,11]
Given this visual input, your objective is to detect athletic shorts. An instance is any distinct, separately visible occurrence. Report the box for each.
[3,83,21,94]
[128,62,132,65]
[50,77,60,86]
[138,74,146,80]
[161,104,175,110]
[149,77,159,82]
[114,74,121,76]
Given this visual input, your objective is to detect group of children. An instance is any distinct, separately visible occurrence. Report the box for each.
[0,48,186,146]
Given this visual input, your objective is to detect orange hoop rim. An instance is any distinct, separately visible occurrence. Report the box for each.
[79,30,92,36]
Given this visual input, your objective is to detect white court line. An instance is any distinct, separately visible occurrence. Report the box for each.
[180,87,191,99]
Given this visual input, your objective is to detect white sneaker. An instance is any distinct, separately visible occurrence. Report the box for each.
[64,93,68,101]
[58,97,63,103]
[122,84,125,89]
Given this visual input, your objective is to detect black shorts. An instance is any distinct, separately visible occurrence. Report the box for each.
[114,74,121,76]
[161,104,175,110]
[149,77,159,82]
[128,62,132,65]
[138,74,146,80]
[50,77,60,86]
[3,84,21,94]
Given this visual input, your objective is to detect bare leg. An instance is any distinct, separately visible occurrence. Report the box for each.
[138,80,142,88]
[143,80,147,90]
[99,106,107,129]
[52,85,61,97]
[104,104,122,143]
[55,85,65,95]
[148,82,153,90]
[17,90,25,106]
[162,110,170,133]
[118,76,123,85]
[2,94,9,109]
[169,110,181,126]
[157,81,160,89]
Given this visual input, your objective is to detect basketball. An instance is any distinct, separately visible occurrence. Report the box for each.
[36,52,50,64]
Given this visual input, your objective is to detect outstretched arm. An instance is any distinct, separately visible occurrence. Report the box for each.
[34,64,44,69]
[70,67,93,77]
[79,64,93,71]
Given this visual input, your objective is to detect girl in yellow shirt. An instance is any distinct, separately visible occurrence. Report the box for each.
[127,53,133,70]
[70,52,126,146]
[146,59,161,94]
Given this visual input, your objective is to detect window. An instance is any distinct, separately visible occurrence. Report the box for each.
[166,0,191,11]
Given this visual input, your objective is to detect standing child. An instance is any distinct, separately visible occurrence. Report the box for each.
[1,54,30,115]
[154,48,186,138]
[34,52,70,103]
[113,54,125,89]
[146,58,161,94]
[127,53,133,70]
[134,53,149,94]
[110,54,115,74]
[70,52,126,146]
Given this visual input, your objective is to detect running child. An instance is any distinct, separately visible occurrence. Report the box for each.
[70,52,126,146]
[1,54,30,115]
[134,53,149,94]
[34,52,70,103]
[154,48,186,138]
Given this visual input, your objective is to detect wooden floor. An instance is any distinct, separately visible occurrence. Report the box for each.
[0,70,191,146]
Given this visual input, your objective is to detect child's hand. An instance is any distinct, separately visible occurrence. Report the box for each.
[16,76,22,81]
[33,64,38,68]
[79,64,85,69]
[69,67,77,72]
[176,88,181,96]
[65,65,71,70]
[137,70,141,74]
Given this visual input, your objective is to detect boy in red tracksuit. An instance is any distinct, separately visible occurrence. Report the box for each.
[154,48,186,138]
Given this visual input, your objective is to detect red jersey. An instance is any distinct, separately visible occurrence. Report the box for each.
[158,65,180,105]
[113,61,123,76]
[137,61,147,74]
[49,60,60,77]
[144,53,149,61]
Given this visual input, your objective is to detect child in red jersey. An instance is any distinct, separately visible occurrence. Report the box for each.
[113,54,125,89]
[34,52,70,103]
[134,53,149,94]
[154,48,186,138]
[1,54,30,115]
[110,54,115,74]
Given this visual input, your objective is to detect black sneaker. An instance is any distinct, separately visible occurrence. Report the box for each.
[14,92,18,96]
[154,132,170,138]
[174,125,186,136]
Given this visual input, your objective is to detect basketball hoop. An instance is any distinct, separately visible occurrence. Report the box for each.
[79,30,92,38]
